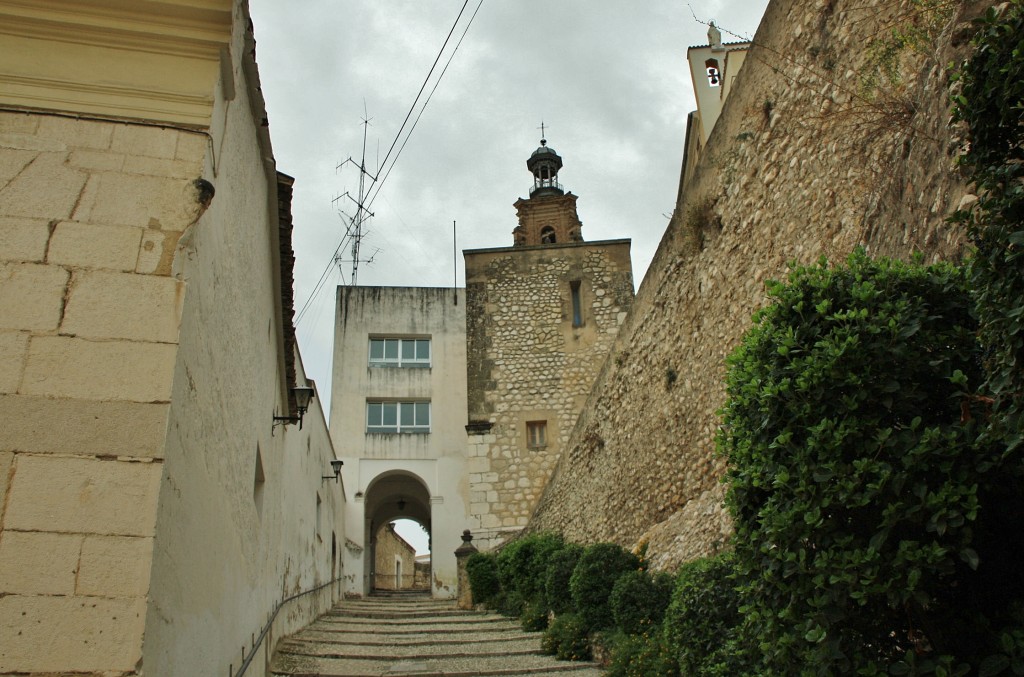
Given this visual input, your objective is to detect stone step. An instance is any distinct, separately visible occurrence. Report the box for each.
[292,628,532,645]
[271,651,603,676]
[270,600,602,677]
[277,636,540,660]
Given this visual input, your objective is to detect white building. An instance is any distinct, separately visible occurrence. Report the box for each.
[329,286,469,599]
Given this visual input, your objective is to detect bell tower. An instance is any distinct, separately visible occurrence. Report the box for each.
[512,135,583,246]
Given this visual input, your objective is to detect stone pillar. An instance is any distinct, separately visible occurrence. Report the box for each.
[454,529,479,610]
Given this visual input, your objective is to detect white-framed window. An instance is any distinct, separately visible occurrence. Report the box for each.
[527,420,547,449]
[366,401,431,433]
[369,338,431,368]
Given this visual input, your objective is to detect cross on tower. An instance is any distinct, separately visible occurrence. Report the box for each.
[537,120,550,143]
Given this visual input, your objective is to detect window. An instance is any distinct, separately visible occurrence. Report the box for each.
[527,420,547,449]
[540,226,557,244]
[705,58,721,87]
[570,280,583,327]
[366,401,431,433]
[369,338,431,368]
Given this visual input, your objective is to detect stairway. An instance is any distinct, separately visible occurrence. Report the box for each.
[270,592,603,676]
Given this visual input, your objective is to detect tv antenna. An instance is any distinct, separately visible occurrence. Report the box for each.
[333,109,380,286]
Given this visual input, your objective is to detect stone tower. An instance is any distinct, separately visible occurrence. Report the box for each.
[512,138,583,246]
[464,140,634,549]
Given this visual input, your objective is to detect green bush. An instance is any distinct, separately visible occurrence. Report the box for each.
[544,543,583,614]
[604,629,679,677]
[569,543,640,631]
[496,532,565,606]
[520,599,549,632]
[663,552,749,676]
[465,552,500,606]
[953,2,1024,457]
[541,612,591,661]
[719,250,1000,672]
[609,569,673,633]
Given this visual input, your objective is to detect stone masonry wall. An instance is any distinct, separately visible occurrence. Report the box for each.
[529,0,987,571]
[0,111,203,674]
[465,240,632,548]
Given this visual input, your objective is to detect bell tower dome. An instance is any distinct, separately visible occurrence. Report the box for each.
[512,135,584,247]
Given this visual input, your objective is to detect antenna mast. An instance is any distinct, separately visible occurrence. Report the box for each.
[333,110,378,286]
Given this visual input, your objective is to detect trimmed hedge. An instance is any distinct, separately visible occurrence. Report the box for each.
[465,551,500,606]
[718,250,1020,673]
[544,542,583,614]
[569,543,641,632]
[609,569,673,633]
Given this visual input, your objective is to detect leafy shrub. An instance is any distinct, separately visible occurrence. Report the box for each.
[495,590,524,618]
[604,629,678,677]
[570,543,640,631]
[663,552,749,676]
[719,250,1019,672]
[520,600,549,632]
[496,532,565,606]
[541,612,591,661]
[544,543,583,614]
[952,1,1024,455]
[609,569,673,633]
[465,552,500,606]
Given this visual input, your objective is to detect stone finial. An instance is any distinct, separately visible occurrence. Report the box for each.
[708,21,724,51]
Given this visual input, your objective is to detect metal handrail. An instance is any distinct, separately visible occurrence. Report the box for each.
[231,575,342,677]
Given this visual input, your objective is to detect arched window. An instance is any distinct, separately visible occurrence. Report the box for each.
[705,58,721,87]
[540,226,556,244]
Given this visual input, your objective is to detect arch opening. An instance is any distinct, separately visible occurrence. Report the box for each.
[364,470,432,594]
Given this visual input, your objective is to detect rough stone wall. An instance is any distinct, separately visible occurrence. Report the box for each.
[465,240,633,548]
[529,0,985,571]
[373,524,417,590]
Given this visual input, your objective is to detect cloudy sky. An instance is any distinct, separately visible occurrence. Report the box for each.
[248,0,770,422]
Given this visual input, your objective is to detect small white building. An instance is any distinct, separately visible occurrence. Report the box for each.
[329,286,469,599]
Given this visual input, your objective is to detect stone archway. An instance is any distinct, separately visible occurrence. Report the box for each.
[364,470,431,594]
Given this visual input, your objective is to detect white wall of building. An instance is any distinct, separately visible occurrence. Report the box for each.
[330,286,468,599]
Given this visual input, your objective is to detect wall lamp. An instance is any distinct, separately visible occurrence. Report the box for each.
[273,386,315,430]
[322,459,343,483]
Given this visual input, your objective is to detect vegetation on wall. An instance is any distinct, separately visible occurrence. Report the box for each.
[719,250,1004,673]
[952,0,1024,455]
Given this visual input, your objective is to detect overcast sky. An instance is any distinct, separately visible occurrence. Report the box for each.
[248,1,769,551]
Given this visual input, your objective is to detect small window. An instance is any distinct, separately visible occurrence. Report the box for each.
[540,226,557,244]
[705,58,721,87]
[367,401,431,433]
[527,421,547,449]
[570,280,583,327]
[369,338,431,368]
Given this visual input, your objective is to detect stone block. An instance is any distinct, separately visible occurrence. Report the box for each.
[0,332,27,393]
[467,457,490,474]
[77,536,153,597]
[61,271,183,343]
[36,116,114,150]
[4,455,162,537]
[0,152,87,220]
[175,131,208,161]
[0,263,69,331]
[110,124,177,158]
[0,595,145,673]
[47,222,142,272]
[0,217,50,263]
[0,111,38,135]
[66,148,125,172]
[21,336,177,402]
[0,531,81,595]
[0,132,65,152]
[0,394,169,458]
[72,171,199,230]
[0,149,37,191]
[135,228,177,275]
[123,154,200,179]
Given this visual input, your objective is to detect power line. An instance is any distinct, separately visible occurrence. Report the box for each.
[295,0,483,325]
